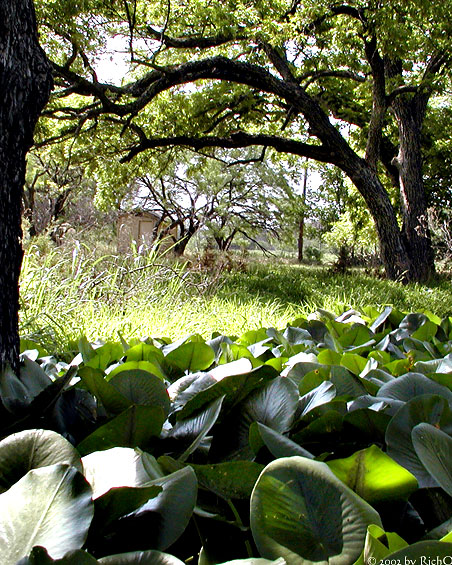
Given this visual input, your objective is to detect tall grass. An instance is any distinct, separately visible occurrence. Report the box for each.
[20,242,452,359]
[219,262,452,317]
[20,241,196,355]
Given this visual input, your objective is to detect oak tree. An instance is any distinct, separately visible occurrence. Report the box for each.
[36,0,450,282]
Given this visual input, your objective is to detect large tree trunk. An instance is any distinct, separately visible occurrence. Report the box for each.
[343,158,412,281]
[391,98,435,281]
[0,0,53,372]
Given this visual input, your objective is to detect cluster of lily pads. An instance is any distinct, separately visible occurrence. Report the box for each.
[1,306,452,564]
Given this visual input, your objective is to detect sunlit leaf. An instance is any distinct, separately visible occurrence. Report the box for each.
[250,457,381,563]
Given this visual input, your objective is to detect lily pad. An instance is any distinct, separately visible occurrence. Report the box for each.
[0,429,82,494]
[250,456,382,564]
[0,464,93,563]
[327,444,418,503]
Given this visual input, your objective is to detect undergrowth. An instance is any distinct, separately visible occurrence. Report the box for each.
[19,242,452,359]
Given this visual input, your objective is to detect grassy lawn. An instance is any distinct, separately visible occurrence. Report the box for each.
[19,243,452,358]
[219,262,452,317]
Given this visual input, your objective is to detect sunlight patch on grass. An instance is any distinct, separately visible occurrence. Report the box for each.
[19,244,452,358]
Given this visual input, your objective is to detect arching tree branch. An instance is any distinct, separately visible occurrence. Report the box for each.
[121,132,333,164]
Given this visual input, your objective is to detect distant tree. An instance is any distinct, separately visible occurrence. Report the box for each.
[428,207,452,264]
[269,160,307,262]
[23,149,91,237]
[125,150,284,255]
[422,104,452,210]
[0,1,52,371]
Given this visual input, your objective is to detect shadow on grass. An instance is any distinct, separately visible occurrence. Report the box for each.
[216,264,452,318]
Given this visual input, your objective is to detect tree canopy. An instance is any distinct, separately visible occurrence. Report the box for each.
[33,0,452,280]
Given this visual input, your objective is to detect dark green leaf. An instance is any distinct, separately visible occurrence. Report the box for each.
[98,550,185,564]
[191,460,264,499]
[19,357,53,395]
[386,394,452,487]
[329,365,368,397]
[176,365,277,421]
[77,406,165,456]
[169,396,224,462]
[414,353,452,375]
[412,423,452,497]
[209,377,299,461]
[123,467,197,551]
[377,372,452,403]
[18,547,99,564]
[282,326,312,346]
[0,429,82,494]
[109,370,170,416]
[251,423,314,459]
[369,307,393,333]
[168,373,216,416]
[291,410,344,447]
[338,324,374,348]
[94,484,162,527]
[344,408,391,444]
[384,541,452,561]
[298,381,336,417]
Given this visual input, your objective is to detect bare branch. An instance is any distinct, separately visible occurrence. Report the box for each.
[237,230,276,256]
[262,43,299,85]
[123,0,137,61]
[226,147,267,167]
[423,50,449,78]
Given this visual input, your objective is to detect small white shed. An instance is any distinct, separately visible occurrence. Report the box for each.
[117,211,161,253]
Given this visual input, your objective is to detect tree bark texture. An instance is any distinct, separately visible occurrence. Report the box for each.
[391,97,436,281]
[0,0,53,371]
[346,160,412,280]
